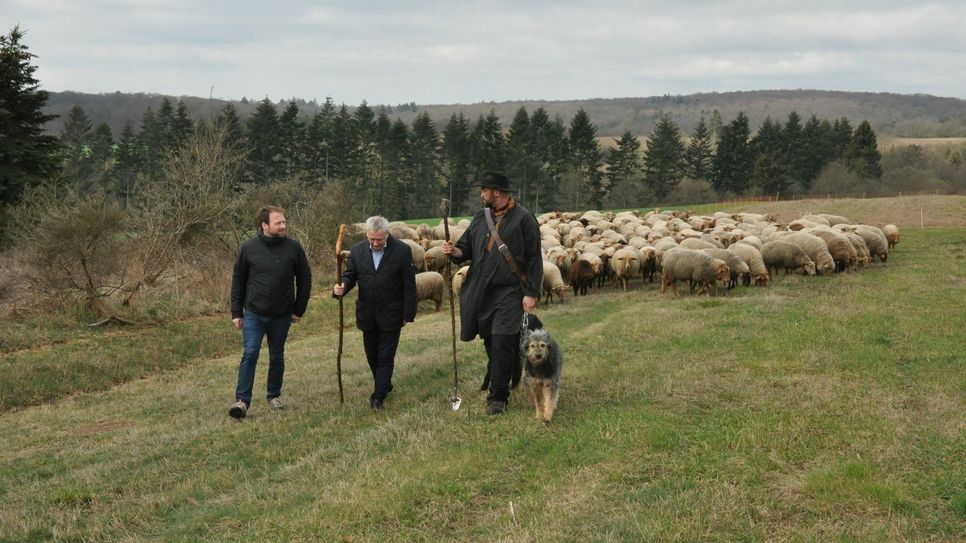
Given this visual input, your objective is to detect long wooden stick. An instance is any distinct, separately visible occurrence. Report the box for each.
[442,203,460,410]
[335,223,347,404]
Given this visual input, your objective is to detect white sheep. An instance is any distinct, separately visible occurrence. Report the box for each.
[760,241,816,278]
[541,260,567,303]
[661,248,730,296]
[415,271,445,311]
[727,243,770,286]
[609,246,642,291]
[882,224,900,250]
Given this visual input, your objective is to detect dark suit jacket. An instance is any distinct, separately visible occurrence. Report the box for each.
[340,235,417,331]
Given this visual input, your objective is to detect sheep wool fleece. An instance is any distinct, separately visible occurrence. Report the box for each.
[451,202,543,341]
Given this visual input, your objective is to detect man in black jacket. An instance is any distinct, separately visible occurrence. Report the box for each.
[228,205,312,419]
[441,172,543,415]
[333,216,417,410]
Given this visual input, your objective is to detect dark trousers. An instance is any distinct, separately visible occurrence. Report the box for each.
[362,328,401,401]
[483,333,519,403]
[235,309,292,407]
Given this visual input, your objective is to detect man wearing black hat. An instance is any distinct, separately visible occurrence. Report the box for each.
[441,172,543,415]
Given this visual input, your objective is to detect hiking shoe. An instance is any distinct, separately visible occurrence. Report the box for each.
[269,397,285,410]
[228,400,248,419]
[370,397,384,411]
[486,401,507,416]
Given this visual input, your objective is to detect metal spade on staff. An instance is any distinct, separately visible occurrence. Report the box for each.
[441,199,461,411]
[334,223,347,404]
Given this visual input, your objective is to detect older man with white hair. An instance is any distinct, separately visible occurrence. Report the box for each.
[333,216,417,410]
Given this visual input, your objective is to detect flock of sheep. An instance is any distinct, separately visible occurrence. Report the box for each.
[358,208,901,307]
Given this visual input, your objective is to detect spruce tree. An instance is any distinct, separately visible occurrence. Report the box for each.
[642,114,685,201]
[711,112,753,195]
[469,110,505,182]
[277,100,304,179]
[568,108,603,209]
[246,98,281,182]
[0,25,58,211]
[844,120,882,179]
[783,111,806,189]
[60,104,94,186]
[115,121,138,206]
[441,111,472,215]
[750,117,789,196]
[409,112,440,217]
[684,117,714,180]
[605,131,642,207]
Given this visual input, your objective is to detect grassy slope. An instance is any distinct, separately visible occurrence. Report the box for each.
[1,222,964,541]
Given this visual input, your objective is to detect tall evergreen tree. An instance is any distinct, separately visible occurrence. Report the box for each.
[568,108,603,209]
[88,122,115,193]
[277,100,304,179]
[304,97,335,185]
[830,117,853,160]
[381,119,410,218]
[506,106,537,206]
[605,130,642,207]
[0,25,58,211]
[174,100,193,146]
[783,111,807,189]
[214,102,244,148]
[844,120,882,179]
[799,115,833,192]
[642,114,685,201]
[526,107,561,213]
[156,97,178,152]
[327,104,357,183]
[684,117,714,180]
[750,117,790,196]
[408,112,440,218]
[441,111,472,215]
[114,120,138,206]
[136,106,162,179]
[246,98,281,182]
[711,112,754,195]
[60,104,94,186]
[469,110,505,182]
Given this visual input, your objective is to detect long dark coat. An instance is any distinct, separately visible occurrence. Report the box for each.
[451,203,543,341]
[340,236,417,331]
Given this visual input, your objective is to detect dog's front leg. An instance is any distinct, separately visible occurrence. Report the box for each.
[533,382,545,420]
[542,384,556,423]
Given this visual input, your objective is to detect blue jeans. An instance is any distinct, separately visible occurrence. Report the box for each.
[234,310,292,406]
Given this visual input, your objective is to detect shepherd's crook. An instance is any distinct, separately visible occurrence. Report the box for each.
[441,199,461,411]
[334,223,347,404]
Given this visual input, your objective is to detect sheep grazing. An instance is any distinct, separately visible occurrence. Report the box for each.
[815,213,852,226]
[760,241,817,278]
[843,232,871,268]
[389,223,419,240]
[701,248,750,289]
[854,225,890,263]
[806,229,856,272]
[727,243,770,286]
[541,260,567,303]
[609,247,642,291]
[569,258,596,296]
[451,266,470,299]
[782,232,836,275]
[415,271,445,311]
[882,224,901,250]
[661,248,730,296]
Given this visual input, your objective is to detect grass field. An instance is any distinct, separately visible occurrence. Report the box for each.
[1,199,964,541]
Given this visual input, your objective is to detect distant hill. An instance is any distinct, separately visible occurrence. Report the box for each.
[43,89,966,139]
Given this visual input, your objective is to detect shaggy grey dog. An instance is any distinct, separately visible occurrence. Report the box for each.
[522,327,563,423]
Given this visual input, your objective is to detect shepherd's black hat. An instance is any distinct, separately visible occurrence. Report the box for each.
[479,171,513,192]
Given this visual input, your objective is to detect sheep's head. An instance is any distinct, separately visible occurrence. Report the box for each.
[714,260,730,283]
[754,273,770,287]
[803,262,817,276]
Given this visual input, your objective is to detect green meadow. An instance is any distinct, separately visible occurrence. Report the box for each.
[1,203,964,541]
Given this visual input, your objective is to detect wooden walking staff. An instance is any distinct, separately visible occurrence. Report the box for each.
[334,223,347,404]
[441,199,461,411]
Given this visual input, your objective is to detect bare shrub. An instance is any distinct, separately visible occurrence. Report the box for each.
[126,123,245,302]
[12,186,130,316]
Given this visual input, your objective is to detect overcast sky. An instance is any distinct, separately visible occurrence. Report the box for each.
[4,0,964,105]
